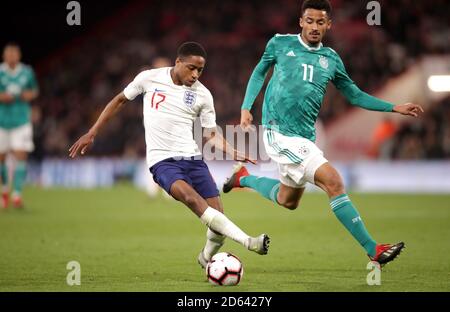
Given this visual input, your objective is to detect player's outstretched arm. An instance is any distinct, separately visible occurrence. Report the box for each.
[205,127,257,164]
[68,92,128,158]
[333,55,424,117]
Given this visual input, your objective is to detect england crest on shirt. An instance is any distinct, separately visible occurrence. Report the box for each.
[319,55,329,69]
[183,90,197,108]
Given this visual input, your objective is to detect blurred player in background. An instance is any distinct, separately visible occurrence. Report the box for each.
[0,43,39,209]
[69,42,270,268]
[224,0,424,266]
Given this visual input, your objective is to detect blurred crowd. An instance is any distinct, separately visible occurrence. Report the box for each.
[371,95,450,160]
[29,0,450,160]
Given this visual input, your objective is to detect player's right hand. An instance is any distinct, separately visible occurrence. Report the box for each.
[240,109,254,132]
[68,132,95,158]
[0,93,14,103]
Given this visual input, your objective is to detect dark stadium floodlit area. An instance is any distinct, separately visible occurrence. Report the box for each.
[10,0,449,160]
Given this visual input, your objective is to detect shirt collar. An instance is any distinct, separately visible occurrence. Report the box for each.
[298,34,323,51]
[166,67,197,89]
[0,63,23,76]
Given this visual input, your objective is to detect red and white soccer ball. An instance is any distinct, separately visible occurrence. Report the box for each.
[206,252,244,286]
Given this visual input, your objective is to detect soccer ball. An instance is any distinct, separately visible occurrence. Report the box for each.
[206,252,244,286]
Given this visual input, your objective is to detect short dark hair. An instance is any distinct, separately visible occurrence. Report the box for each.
[301,0,332,16]
[177,42,207,60]
[3,42,20,50]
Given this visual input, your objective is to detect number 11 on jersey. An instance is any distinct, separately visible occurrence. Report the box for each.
[302,63,314,82]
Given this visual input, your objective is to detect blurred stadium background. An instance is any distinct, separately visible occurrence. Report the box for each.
[1,0,449,291]
[1,0,449,191]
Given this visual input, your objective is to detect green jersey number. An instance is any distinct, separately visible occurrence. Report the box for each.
[302,63,314,82]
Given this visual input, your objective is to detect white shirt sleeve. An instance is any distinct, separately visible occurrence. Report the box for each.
[200,90,217,128]
[123,70,151,100]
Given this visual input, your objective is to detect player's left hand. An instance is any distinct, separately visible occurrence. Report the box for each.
[234,150,257,165]
[393,103,424,117]
[68,132,95,158]
[20,90,38,102]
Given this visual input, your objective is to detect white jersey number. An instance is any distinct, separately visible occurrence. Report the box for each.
[302,63,314,82]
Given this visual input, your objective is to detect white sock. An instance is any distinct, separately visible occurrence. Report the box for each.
[200,207,250,248]
[203,228,226,260]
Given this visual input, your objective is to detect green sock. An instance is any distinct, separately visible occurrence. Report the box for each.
[13,161,27,195]
[240,175,280,204]
[0,163,7,190]
[330,194,377,257]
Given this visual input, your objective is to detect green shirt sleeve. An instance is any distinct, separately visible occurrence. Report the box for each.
[332,54,394,112]
[26,67,39,91]
[0,73,5,92]
[241,36,276,110]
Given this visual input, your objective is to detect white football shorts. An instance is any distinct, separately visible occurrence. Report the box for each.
[0,123,34,153]
[263,128,328,188]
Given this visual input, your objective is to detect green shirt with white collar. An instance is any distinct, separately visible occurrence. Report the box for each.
[0,63,38,129]
[241,34,393,142]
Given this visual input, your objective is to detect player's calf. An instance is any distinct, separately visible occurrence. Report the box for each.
[170,180,208,217]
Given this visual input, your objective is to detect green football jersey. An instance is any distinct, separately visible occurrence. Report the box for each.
[242,34,393,142]
[0,63,38,129]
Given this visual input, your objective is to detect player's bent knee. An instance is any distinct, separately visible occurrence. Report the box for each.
[182,194,201,208]
[277,195,300,210]
[282,201,299,210]
[278,198,299,210]
[325,179,345,197]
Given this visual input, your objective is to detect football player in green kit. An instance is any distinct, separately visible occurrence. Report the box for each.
[224,0,423,266]
[0,43,39,209]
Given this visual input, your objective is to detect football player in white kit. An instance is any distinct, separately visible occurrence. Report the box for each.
[69,42,270,269]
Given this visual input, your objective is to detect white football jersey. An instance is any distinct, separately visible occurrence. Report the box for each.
[123,67,216,168]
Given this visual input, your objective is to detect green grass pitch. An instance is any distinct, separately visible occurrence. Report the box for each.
[1,184,449,292]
